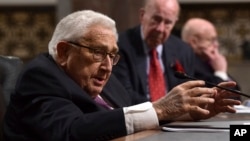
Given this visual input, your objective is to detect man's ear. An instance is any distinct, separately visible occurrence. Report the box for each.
[189,36,198,49]
[56,41,71,65]
[139,8,145,22]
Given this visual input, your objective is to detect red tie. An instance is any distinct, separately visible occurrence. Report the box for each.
[149,49,166,101]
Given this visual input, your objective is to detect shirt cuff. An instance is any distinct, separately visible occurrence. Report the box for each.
[214,71,229,81]
[123,102,159,134]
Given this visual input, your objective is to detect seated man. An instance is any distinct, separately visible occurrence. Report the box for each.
[3,10,240,141]
[112,0,196,103]
[181,18,241,100]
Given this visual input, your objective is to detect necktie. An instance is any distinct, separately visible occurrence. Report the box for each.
[148,49,166,101]
[94,96,113,110]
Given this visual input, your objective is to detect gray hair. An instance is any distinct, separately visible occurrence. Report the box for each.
[48,10,118,59]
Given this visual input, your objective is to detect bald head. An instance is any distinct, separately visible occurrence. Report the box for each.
[181,18,215,42]
[143,0,180,17]
[140,0,180,48]
[181,18,219,59]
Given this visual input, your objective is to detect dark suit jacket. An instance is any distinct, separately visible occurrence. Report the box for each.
[193,54,241,100]
[113,26,195,103]
[3,53,135,141]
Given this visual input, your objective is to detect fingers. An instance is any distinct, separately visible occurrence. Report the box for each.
[220,105,237,113]
[210,98,241,115]
[188,96,215,105]
[203,47,217,60]
[215,81,241,98]
[215,99,241,111]
[215,105,237,113]
[217,81,236,88]
[189,105,210,115]
[154,80,241,121]
[171,80,216,97]
[204,49,214,59]
[188,87,216,97]
[178,80,206,89]
[222,99,241,106]
[216,89,241,99]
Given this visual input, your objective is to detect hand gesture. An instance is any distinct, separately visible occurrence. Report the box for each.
[189,81,241,120]
[153,80,216,121]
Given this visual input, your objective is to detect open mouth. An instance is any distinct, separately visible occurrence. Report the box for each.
[93,77,106,86]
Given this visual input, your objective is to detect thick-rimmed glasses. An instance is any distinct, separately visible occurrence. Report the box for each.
[67,41,120,65]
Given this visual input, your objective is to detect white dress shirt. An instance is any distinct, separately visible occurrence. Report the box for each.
[123,102,159,134]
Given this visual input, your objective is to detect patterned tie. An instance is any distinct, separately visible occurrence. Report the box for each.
[148,49,166,101]
[94,96,113,110]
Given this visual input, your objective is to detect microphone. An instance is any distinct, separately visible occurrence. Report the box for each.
[174,71,250,98]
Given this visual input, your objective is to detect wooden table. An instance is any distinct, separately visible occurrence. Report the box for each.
[112,113,250,141]
[112,129,161,141]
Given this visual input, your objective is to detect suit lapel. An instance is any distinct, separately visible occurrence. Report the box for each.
[101,74,133,108]
[162,38,180,91]
[132,27,148,96]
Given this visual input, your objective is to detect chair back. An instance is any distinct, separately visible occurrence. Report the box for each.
[0,55,23,105]
[0,55,23,141]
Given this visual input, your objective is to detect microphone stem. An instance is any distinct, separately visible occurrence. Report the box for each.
[177,72,250,98]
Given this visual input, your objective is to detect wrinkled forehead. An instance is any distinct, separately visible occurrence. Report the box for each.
[198,28,217,40]
[80,25,118,51]
[145,0,179,17]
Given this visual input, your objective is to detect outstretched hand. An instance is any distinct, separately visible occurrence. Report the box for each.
[153,80,216,121]
[189,81,241,120]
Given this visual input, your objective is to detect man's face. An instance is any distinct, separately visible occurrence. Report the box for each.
[194,27,219,60]
[59,25,118,98]
[140,0,178,48]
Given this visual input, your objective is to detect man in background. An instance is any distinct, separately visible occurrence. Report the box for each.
[113,0,195,103]
[181,17,241,100]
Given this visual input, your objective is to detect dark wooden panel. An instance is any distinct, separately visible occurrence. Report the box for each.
[0,6,55,63]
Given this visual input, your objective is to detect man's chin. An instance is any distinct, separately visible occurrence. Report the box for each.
[85,86,103,97]
[92,87,103,94]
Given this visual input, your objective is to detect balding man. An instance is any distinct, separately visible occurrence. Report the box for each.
[113,0,196,103]
[181,18,241,100]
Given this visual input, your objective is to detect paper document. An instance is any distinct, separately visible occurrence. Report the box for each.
[162,120,250,133]
[234,105,250,113]
[162,125,229,132]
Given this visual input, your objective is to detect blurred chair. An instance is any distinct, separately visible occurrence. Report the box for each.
[0,86,4,141]
[0,55,23,105]
[0,55,23,141]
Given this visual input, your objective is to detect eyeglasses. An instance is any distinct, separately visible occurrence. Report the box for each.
[67,41,120,65]
[196,35,219,46]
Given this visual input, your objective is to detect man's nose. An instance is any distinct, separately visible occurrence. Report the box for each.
[156,22,166,32]
[100,56,112,71]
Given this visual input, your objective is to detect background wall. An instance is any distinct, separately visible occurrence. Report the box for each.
[72,0,143,33]
[0,6,55,63]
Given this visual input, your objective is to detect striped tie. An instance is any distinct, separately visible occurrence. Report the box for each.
[94,96,113,110]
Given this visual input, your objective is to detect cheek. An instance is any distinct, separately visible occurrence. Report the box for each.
[204,46,214,53]
[162,29,170,40]
[78,63,103,88]
[65,57,93,86]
